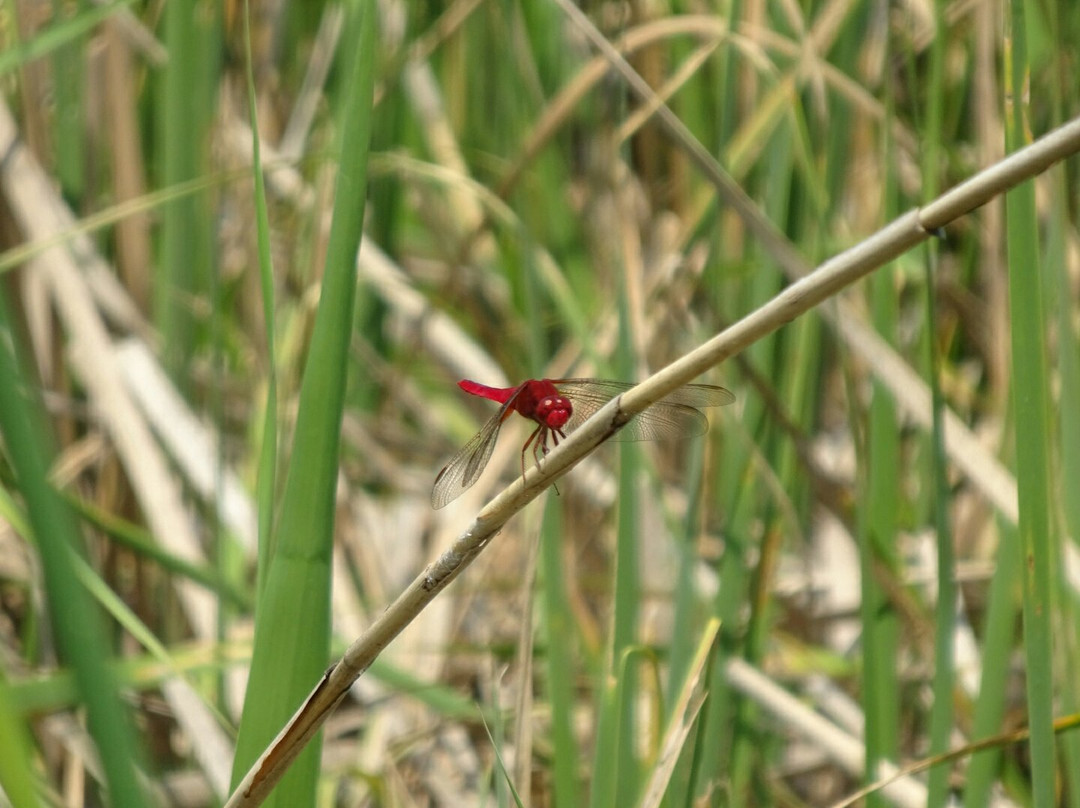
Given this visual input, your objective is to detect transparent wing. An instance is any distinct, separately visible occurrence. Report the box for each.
[432,387,526,509]
[431,411,506,508]
[553,379,734,442]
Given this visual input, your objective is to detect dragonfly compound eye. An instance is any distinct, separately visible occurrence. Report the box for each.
[536,395,572,428]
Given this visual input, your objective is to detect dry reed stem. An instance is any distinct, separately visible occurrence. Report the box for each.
[224,112,1080,807]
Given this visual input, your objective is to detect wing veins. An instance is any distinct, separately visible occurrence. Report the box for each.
[431,386,524,508]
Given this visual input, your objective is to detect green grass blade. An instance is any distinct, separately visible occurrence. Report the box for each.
[230,1,378,803]
[962,521,1021,808]
[156,0,220,374]
[1038,5,1080,797]
[0,0,136,77]
[610,275,643,807]
[665,445,708,710]
[242,0,281,593]
[592,648,654,808]
[53,493,250,608]
[0,297,144,807]
[0,672,43,808]
[858,39,903,808]
[589,654,623,808]
[50,0,86,199]
[611,442,642,807]
[1051,143,1080,808]
[658,446,709,808]
[923,248,958,808]
[485,718,526,808]
[860,268,901,808]
[540,496,581,808]
[639,618,718,808]
[0,170,248,276]
[688,464,757,803]
[7,639,252,718]
[919,0,958,802]
[585,265,655,807]
[1004,0,1058,802]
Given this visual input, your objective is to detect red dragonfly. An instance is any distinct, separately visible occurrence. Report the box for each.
[432,378,734,508]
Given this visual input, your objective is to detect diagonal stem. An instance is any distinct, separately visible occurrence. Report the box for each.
[224,111,1080,806]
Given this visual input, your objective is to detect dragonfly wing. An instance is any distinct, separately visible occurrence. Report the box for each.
[554,379,733,442]
[432,386,527,509]
[431,410,505,508]
[653,383,735,408]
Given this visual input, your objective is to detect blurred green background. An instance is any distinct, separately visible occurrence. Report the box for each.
[0,0,1077,806]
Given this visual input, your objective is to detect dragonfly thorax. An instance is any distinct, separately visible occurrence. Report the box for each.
[432,378,733,508]
[534,394,572,429]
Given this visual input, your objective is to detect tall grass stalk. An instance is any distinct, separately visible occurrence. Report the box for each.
[1003,1,1058,805]
[241,0,281,596]
[0,671,39,808]
[962,520,1021,807]
[229,1,377,804]
[1041,3,1080,800]
[156,0,219,375]
[918,0,959,804]
[612,272,644,806]
[0,302,143,806]
[860,70,902,801]
[540,496,580,808]
[49,0,84,199]
[1052,140,1080,808]
[923,246,958,808]
[860,266,901,808]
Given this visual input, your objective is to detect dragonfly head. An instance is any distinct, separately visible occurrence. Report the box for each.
[535,394,572,429]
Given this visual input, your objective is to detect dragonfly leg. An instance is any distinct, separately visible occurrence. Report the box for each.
[521,425,561,497]
[542,428,564,498]
[533,426,550,467]
[533,429,561,499]
[521,425,542,479]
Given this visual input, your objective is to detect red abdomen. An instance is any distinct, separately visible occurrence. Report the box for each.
[459,378,573,428]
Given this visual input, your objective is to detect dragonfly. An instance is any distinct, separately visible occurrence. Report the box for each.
[432,378,734,509]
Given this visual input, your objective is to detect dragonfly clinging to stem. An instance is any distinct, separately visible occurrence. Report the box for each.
[432,378,734,509]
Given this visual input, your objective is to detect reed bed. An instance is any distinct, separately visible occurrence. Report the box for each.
[0,1,1078,806]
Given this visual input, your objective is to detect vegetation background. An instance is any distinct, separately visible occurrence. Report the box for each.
[0,0,1078,806]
